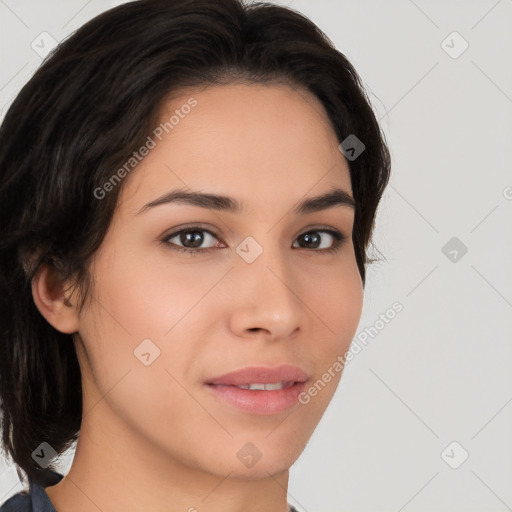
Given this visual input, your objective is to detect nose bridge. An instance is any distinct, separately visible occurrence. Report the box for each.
[228,233,304,337]
[239,233,293,294]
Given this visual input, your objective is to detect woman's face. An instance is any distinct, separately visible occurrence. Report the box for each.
[73,82,363,479]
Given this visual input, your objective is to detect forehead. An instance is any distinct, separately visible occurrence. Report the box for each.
[119,82,352,212]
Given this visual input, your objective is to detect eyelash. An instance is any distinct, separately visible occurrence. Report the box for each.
[161,225,347,256]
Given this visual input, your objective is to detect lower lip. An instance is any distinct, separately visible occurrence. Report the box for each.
[205,382,308,415]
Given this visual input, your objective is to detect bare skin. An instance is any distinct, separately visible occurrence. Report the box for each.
[33,82,363,512]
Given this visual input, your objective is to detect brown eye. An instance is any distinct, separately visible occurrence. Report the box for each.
[162,227,225,255]
[293,230,345,252]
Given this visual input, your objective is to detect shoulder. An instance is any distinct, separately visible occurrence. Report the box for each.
[0,490,31,512]
[0,470,63,512]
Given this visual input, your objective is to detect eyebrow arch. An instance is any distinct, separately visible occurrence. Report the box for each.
[136,186,356,216]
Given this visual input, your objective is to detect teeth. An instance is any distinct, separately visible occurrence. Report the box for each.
[235,381,292,391]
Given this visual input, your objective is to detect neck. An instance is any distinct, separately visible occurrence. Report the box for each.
[45,403,292,512]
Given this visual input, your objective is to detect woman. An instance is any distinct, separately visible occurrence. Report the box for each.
[0,0,391,510]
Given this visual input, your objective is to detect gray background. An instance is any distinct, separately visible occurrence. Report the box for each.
[1,1,511,511]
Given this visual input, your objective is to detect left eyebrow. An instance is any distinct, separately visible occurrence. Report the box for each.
[136,186,356,215]
[296,188,356,214]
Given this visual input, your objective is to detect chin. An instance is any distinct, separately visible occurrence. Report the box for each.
[222,458,293,481]
[225,438,304,480]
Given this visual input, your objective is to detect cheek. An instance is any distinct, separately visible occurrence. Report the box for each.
[333,269,363,342]
[76,246,225,406]
[301,260,363,405]
[75,251,207,445]
[306,256,363,342]
[86,242,220,340]
[292,261,362,413]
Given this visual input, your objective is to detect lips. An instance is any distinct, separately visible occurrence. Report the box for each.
[205,364,310,387]
[204,364,311,415]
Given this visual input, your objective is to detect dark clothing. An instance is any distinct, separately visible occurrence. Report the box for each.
[0,470,62,512]
[1,471,300,511]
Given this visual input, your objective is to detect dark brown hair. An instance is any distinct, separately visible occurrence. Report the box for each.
[0,0,390,485]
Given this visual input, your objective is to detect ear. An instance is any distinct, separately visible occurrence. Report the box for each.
[31,263,80,334]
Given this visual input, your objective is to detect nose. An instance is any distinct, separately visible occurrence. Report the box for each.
[228,243,305,341]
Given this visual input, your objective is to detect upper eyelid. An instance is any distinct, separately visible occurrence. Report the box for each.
[164,224,344,235]
[163,225,223,242]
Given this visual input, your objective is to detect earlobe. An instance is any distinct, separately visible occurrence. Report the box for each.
[31,263,80,334]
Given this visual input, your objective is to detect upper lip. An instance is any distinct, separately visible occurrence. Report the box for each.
[206,364,310,386]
